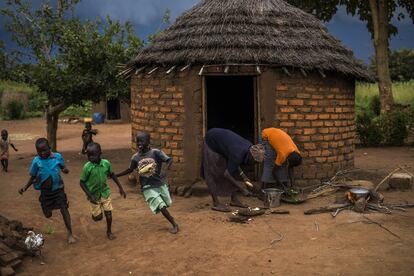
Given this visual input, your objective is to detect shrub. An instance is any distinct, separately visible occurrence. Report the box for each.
[3,100,25,119]
[378,111,410,146]
[369,95,381,116]
[356,111,382,146]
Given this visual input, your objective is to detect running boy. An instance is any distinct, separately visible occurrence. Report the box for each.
[116,132,179,234]
[81,121,98,154]
[18,138,76,244]
[80,142,126,240]
[1,129,18,172]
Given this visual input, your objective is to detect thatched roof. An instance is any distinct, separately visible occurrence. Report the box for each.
[129,0,370,79]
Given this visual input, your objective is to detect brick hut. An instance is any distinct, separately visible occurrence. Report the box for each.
[122,0,370,189]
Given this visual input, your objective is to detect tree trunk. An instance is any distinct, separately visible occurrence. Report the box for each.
[369,0,394,112]
[46,111,59,151]
[46,103,67,151]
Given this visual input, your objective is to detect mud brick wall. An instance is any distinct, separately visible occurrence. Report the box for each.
[131,68,202,188]
[262,69,356,187]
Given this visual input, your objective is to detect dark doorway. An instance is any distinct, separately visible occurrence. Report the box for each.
[107,99,121,120]
[206,76,256,143]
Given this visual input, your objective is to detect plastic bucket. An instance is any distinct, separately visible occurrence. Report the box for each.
[263,188,283,208]
[93,112,105,124]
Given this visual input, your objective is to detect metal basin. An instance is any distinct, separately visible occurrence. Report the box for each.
[349,188,370,199]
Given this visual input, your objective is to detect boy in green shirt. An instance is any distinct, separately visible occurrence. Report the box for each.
[80,142,126,240]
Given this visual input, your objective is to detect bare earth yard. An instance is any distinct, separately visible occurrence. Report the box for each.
[1,118,414,275]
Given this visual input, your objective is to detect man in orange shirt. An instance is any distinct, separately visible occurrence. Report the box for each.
[261,128,302,189]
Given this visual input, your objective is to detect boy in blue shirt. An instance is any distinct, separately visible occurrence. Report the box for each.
[19,138,76,244]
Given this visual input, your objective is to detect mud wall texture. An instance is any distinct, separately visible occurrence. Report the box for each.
[131,67,355,188]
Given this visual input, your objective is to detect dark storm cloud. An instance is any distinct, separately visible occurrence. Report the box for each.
[1,0,413,63]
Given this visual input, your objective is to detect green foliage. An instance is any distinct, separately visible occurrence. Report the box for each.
[1,0,143,148]
[378,111,410,145]
[370,49,414,81]
[369,95,381,116]
[3,100,25,120]
[61,102,92,118]
[286,1,414,38]
[356,111,382,146]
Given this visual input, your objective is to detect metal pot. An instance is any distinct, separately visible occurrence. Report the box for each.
[349,188,370,200]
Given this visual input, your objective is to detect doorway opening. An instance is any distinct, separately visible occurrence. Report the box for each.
[107,99,121,120]
[206,76,256,143]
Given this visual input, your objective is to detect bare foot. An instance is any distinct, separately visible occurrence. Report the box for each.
[107,232,116,240]
[169,224,179,234]
[229,201,249,208]
[67,234,77,244]
[211,205,231,212]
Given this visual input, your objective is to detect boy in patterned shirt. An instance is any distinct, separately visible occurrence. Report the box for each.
[80,142,126,240]
[116,132,179,234]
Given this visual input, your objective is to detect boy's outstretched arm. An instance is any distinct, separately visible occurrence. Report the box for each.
[10,143,18,152]
[115,160,138,178]
[80,180,98,204]
[109,173,126,198]
[19,176,36,194]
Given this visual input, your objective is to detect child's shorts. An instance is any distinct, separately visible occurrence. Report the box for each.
[143,184,172,214]
[90,196,113,217]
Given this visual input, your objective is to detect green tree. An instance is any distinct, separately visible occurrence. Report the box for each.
[370,49,414,81]
[1,0,142,150]
[286,0,414,113]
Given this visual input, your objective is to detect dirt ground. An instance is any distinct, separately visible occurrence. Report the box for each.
[1,118,414,276]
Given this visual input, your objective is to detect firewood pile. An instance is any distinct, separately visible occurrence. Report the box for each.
[0,215,34,276]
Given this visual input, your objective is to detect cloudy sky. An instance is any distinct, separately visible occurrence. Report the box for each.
[2,0,413,64]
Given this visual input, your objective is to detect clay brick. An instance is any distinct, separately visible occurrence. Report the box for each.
[315,157,327,163]
[166,86,176,92]
[161,134,172,140]
[280,122,295,127]
[297,93,311,99]
[144,126,154,132]
[280,107,295,113]
[166,114,178,120]
[150,93,160,99]
[170,100,179,106]
[165,128,178,134]
[324,121,334,127]
[173,135,183,141]
[311,135,323,141]
[173,107,185,113]
[167,142,179,148]
[319,114,330,119]
[319,128,329,134]
[276,99,288,105]
[327,156,338,162]
[320,142,329,149]
[311,94,323,99]
[303,128,317,135]
[296,121,311,127]
[276,85,288,91]
[172,149,184,156]
[159,121,170,127]
[305,114,318,120]
[155,113,165,119]
[160,107,171,112]
[275,114,289,120]
[298,107,311,113]
[173,93,183,99]
[312,107,323,113]
[144,88,154,93]
[142,94,150,99]
[325,107,335,113]
[289,99,304,106]
[305,87,317,92]
[311,121,324,127]
[303,143,316,150]
[306,100,318,106]
[289,114,304,120]
[321,150,331,156]
[297,136,310,142]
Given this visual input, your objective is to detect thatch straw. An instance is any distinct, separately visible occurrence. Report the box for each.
[128,0,371,80]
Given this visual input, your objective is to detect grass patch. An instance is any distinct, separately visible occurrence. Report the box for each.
[356,81,414,105]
